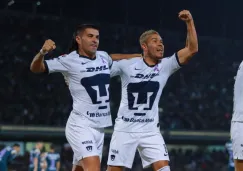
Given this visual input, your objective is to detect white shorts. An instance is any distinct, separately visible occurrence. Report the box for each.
[65,117,104,165]
[231,121,243,160]
[107,131,169,169]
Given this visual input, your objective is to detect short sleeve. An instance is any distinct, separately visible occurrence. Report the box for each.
[56,154,60,161]
[33,149,40,158]
[44,55,68,74]
[110,60,122,77]
[163,53,182,75]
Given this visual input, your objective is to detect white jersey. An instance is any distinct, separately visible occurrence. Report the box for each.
[232,61,243,121]
[45,50,113,128]
[111,53,181,132]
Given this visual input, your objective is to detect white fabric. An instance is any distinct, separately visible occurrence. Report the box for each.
[45,50,113,128]
[231,121,243,160]
[107,131,169,168]
[65,113,104,164]
[232,61,243,121]
[110,53,181,132]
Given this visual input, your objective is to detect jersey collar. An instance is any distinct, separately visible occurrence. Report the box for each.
[76,50,96,60]
[143,58,161,67]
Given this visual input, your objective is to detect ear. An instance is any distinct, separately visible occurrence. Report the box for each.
[141,43,147,51]
[75,35,81,45]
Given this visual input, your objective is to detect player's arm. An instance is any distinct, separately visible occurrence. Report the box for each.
[110,54,141,61]
[33,157,38,171]
[110,60,122,78]
[56,161,60,171]
[30,39,56,73]
[177,10,198,65]
[56,155,61,171]
[43,159,47,169]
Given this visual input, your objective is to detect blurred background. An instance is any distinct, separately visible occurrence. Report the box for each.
[0,0,241,170]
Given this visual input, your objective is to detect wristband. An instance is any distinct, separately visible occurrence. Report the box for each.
[40,49,48,55]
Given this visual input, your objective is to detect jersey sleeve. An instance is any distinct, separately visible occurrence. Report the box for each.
[163,53,182,75]
[110,60,122,77]
[44,55,69,74]
[56,154,60,162]
[33,149,40,158]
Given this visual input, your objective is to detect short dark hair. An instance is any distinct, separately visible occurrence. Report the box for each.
[68,24,99,53]
[12,143,20,147]
[75,24,99,37]
[50,144,55,150]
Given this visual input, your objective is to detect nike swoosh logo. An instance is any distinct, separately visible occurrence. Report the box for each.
[82,62,89,65]
[135,68,141,70]
[164,153,168,156]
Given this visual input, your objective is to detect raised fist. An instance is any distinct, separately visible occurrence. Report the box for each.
[178,10,193,22]
[41,39,56,54]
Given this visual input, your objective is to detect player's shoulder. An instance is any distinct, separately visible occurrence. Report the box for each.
[159,53,178,67]
[162,53,177,60]
[56,153,60,158]
[239,60,243,69]
[34,148,40,154]
[57,51,78,60]
[115,57,141,65]
[5,146,12,151]
[235,61,243,76]
[96,51,110,58]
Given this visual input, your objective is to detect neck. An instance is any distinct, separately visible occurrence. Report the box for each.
[78,49,95,58]
[144,54,159,66]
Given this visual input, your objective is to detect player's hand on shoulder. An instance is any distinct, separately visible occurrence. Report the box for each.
[41,39,56,54]
[178,10,193,22]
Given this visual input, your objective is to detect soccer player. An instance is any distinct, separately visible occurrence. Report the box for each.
[40,151,48,171]
[30,24,140,171]
[107,10,198,171]
[0,144,20,171]
[29,142,44,171]
[225,140,235,171]
[45,144,60,171]
[231,60,243,171]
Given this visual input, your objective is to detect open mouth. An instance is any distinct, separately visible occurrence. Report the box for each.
[91,44,97,48]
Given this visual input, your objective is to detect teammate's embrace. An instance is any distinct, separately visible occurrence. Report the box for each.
[30,24,140,171]
[107,10,198,171]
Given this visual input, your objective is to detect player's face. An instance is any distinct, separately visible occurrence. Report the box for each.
[14,146,20,153]
[38,143,44,150]
[76,28,99,56]
[143,33,164,59]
